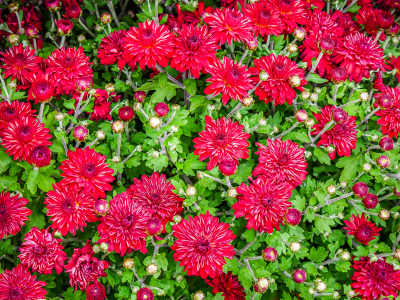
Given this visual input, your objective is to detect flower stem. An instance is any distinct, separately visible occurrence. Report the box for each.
[147,0,152,14]
[357,107,380,128]
[348,200,379,216]
[342,0,356,13]
[33,39,37,55]
[15,12,23,34]
[0,73,10,103]
[155,63,185,89]
[279,38,297,55]
[61,136,68,154]
[38,103,45,123]
[382,36,391,49]
[374,30,383,43]
[124,122,129,139]
[153,0,159,23]
[332,84,339,104]
[58,36,66,49]
[312,120,334,143]
[78,18,95,37]
[92,0,100,18]
[272,122,299,140]
[87,138,98,148]
[107,1,120,26]
[116,133,121,158]
[227,103,243,119]
[306,52,324,80]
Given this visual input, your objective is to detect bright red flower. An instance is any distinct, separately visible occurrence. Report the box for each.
[97,192,151,255]
[385,56,400,82]
[27,71,55,104]
[204,57,253,105]
[166,2,212,31]
[86,280,106,300]
[242,2,282,38]
[45,47,93,95]
[203,8,253,45]
[304,9,344,39]
[123,20,174,69]
[65,241,110,291]
[45,183,97,236]
[98,30,127,70]
[128,173,183,227]
[59,147,115,200]
[63,0,82,19]
[221,0,245,9]
[356,8,387,42]
[55,18,74,36]
[0,44,42,87]
[205,272,246,300]
[268,0,307,34]
[252,139,308,189]
[344,214,382,245]
[170,25,219,79]
[303,0,325,11]
[250,54,307,105]
[376,87,400,138]
[331,11,360,37]
[0,264,47,300]
[0,191,31,239]
[331,32,384,83]
[19,227,67,274]
[0,101,36,136]
[193,116,251,171]
[6,4,42,34]
[351,257,400,300]
[233,176,292,233]
[1,117,52,161]
[171,211,236,279]
[312,105,357,159]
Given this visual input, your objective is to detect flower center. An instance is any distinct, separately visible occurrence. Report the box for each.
[140,28,155,47]
[122,214,136,227]
[260,195,274,207]
[3,107,17,122]
[62,198,78,214]
[34,245,47,255]
[355,224,373,241]
[213,133,228,147]
[225,67,243,86]
[279,153,290,165]
[273,62,287,78]
[81,163,97,179]
[0,206,9,224]
[187,35,202,51]
[258,8,271,23]
[151,193,161,203]
[226,11,242,27]
[18,125,33,143]
[196,238,211,253]
[374,265,387,282]
[8,287,23,300]
[14,53,27,68]
[277,0,293,12]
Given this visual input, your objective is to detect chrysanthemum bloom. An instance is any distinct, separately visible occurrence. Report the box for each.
[118,106,134,122]
[385,56,400,83]
[203,8,253,45]
[45,0,61,11]
[374,88,400,138]
[356,8,387,42]
[154,102,169,117]
[97,192,151,255]
[28,145,52,168]
[136,288,154,300]
[252,139,307,189]
[19,227,67,274]
[0,44,42,87]
[363,194,378,209]
[262,247,278,262]
[170,25,219,79]
[128,173,183,226]
[331,32,383,83]
[351,257,400,300]
[269,0,307,34]
[330,67,348,84]
[98,30,127,70]
[304,9,343,38]
[45,47,93,95]
[379,136,394,151]
[123,20,174,69]
[6,4,43,34]
[293,269,307,283]
[352,182,369,199]
[312,105,357,159]
[193,116,250,171]
[204,57,253,105]
[0,101,35,136]
[285,208,302,225]
[376,10,394,30]
[27,72,55,104]
[205,272,246,300]
[250,54,307,105]
[0,191,31,239]
[59,147,115,199]
[233,177,292,233]
[45,183,97,236]
[145,218,163,236]
[331,10,360,37]
[0,264,47,300]
[85,280,106,300]
[1,117,52,161]
[344,214,382,245]
[171,211,236,279]
[56,19,73,36]
[242,2,282,38]
[65,241,110,291]
[63,0,82,19]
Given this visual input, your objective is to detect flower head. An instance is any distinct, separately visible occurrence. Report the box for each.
[205,272,246,300]
[137,288,154,300]
[242,2,282,37]
[63,1,82,19]
[385,56,400,82]
[269,0,307,34]
[86,280,106,300]
[376,87,400,138]
[56,19,73,36]
[285,208,302,225]
[28,145,52,168]
[98,30,127,70]
[344,214,382,245]
[0,101,36,136]
[27,71,55,104]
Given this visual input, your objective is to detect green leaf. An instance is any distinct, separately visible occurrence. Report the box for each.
[307,73,328,83]
[184,78,197,96]
[62,287,84,300]
[309,247,328,263]
[159,73,168,88]
[315,217,335,233]
[314,147,331,165]
[336,155,362,182]
[238,268,253,290]
[189,95,211,112]
[182,153,206,176]
[27,169,39,194]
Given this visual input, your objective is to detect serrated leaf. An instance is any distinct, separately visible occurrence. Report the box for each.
[314,147,331,165]
[184,78,197,96]
[182,153,206,176]
[307,73,328,83]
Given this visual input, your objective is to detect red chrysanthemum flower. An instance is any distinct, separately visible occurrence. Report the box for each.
[312,105,357,159]
[0,264,47,300]
[356,8,387,42]
[331,11,360,37]
[252,139,307,189]
[193,116,251,171]
[250,54,307,105]
[1,117,52,161]
[376,87,400,138]
[268,0,307,34]
[65,241,110,291]
[331,32,384,83]
[304,0,325,11]
[19,227,67,275]
[45,183,97,236]
[203,8,253,45]
[205,272,246,300]
[304,9,344,39]
[98,30,127,70]
[344,214,382,245]
[0,44,42,87]
[128,172,183,227]
[86,280,106,300]
[221,0,245,9]
[242,2,282,38]
[123,20,174,69]
[45,47,93,95]
[0,101,36,136]
[27,71,55,104]
[97,192,151,255]
[233,177,292,233]
[170,25,219,79]
[59,147,115,200]
[6,4,42,34]
[351,257,400,300]
[0,191,31,239]
[204,57,253,105]
[171,211,236,279]
[385,56,400,82]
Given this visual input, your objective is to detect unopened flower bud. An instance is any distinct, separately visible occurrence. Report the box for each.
[149,116,161,129]
[337,212,344,219]
[295,109,308,123]
[370,254,378,263]
[288,43,298,53]
[393,36,399,44]
[302,90,310,100]
[7,34,19,45]
[123,258,135,269]
[316,281,327,292]
[151,151,159,158]
[377,155,390,168]
[333,291,340,299]
[173,215,182,223]
[246,38,258,51]
[54,231,62,238]
[132,286,140,293]
[242,97,254,107]
[326,185,336,195]
[227,187,237,198]
[254,277,269,294]
[259,70,269,81]
[262,247,278,262]
[304,151,312,159]
[340,181,347,188]
[323,232,330,238]
[395,248,400,260]
[186,186,197,197]
[308,287,315,295]
[207,104,215,111]
[310,93,319,102]
[77,34,86,42]
[105,83,115,93]
[100,242,109,252]
[371,134,379,142]
[326,145,335,153]
[379,208,390,220]
[112,120,125,133]
[192,291,205,300]
[146,263,158,275]
[340,250,350,261]
[293,269,307,283]
[9,2,19,12]
[273,126,279,133]
[258,118,267,126]
[290,242,301,252]
[92,244,101,253]
[393,212,400,219]
[176,275,184,282]
[55,112,64,122]
[94,199,109,216]
[112,156,121,163]
[73,126,89,142]
[289,75,301,87]
[347,290,355,297]
[100,12,112,24]
[315,87,322,94]
[235,112,242,120]
[294,27,306,40]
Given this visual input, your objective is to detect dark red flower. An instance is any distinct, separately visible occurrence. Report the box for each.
[6,4,42,35]
[330,67,348,84]
[86,280,106,300]
[28,145,52,168]
[356,8,387,42]
[233,177,292,233]
[376,10,394,30]
[221,0,245,9]
[312,105,357,159]
[385,56,400,82]
[154,102,169,117]
[19,227,67,275]
[344,214,382,245]
[269,0,307,34]
[363,194,378,209]
[146,218,163,236]
[293,269,307,283]
[0,191,31,239]
[171,211,236,279]
[98,30,127,70]
[59,147,115,200]
[118,106,134,122]
[285,208,301,225]
[379,136,394,151]
[353,182,369,199]
[351,257,400,300]
[63,0,82,19]
[137,288,154,300]
[65,241,110,291]
[56,18,73,35]
[97,192,151,255]
[45,0,61,11]
[0,264,47,300]
[218,159,238,176]
[262,247,278,262]
[376,87,400,138]
[165,2,213,31]
[205,272,246,300]
[331,10,360,37]
[193,116,251,171]
[242,2,282,38]
[27,71,55,104]
[0,101,36,136]
[252,139,308,189]
[304,9,344,39]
